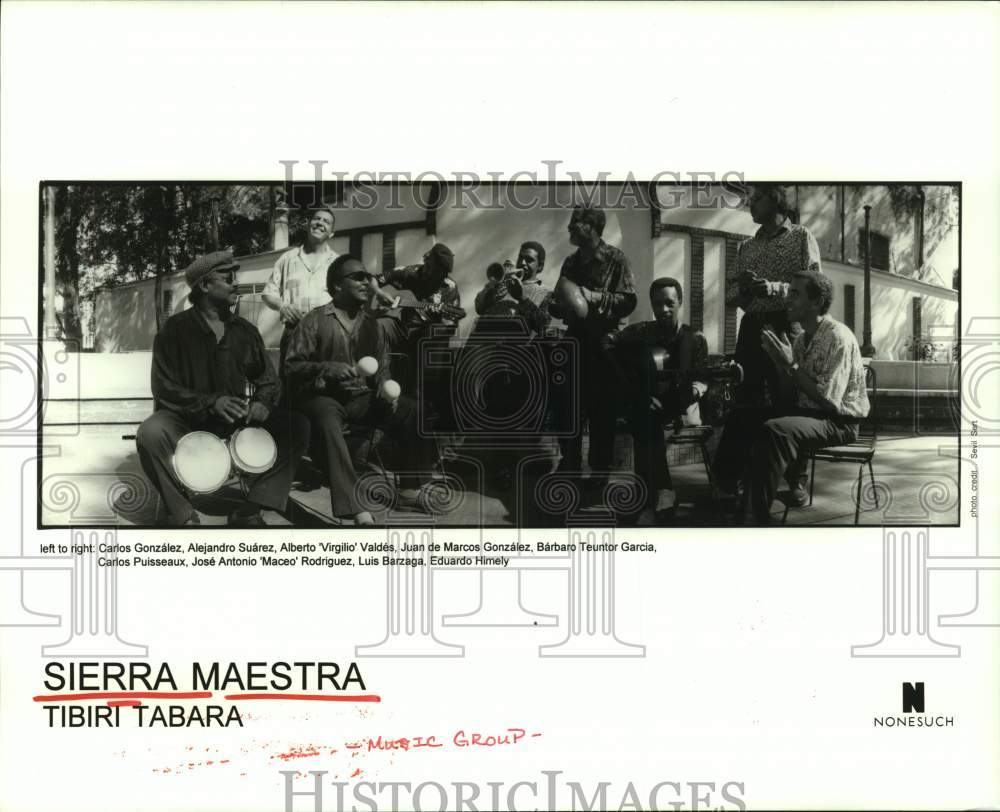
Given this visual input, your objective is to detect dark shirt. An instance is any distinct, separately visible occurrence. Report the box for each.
[285,303,419,403]
[150,307,279,422]
[610,322,709,416]
[556,240,637,339]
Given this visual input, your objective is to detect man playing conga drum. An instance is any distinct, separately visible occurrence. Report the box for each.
[135,250,310,526]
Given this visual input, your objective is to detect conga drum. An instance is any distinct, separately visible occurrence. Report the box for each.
[172,431,232,494]
[229,426,277,475]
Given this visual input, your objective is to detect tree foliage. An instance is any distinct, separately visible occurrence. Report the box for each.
[49,183,279,337]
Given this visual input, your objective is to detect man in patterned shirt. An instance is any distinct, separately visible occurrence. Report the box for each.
[551,205,637,496]
[747,270,870,523]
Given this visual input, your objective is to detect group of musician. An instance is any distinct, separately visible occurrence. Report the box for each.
[136,185,870,527]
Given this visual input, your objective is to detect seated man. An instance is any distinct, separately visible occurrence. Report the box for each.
[136,250,310,526]
[285,254,440,526]
[608,277,708,524]
[729,271,870,524]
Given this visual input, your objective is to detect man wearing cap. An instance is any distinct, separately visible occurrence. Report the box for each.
[375,242,463,421]
[262,206,339,376]
[285,254,440,526]
[380,242,461,317]
[135,250,310,526]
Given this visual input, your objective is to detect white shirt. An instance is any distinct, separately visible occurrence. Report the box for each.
[793,315,871,418]
[263,245,338,323]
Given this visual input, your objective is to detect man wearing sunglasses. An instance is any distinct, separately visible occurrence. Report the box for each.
[135,250,310,526]
[285,255,441,526]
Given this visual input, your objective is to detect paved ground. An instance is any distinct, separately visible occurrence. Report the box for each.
[38,427,960,527]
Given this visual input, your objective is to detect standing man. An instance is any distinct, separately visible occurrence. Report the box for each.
[262,206,338,377]
[551,205,637,494]
[136,250,310,526]
[608,277,709,524]
[728,184,822,407]
[285,255,440,527]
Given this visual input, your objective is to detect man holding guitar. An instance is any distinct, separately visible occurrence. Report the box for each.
[285,255,440,526]
[551,205,637,497]
[608,277,710,523]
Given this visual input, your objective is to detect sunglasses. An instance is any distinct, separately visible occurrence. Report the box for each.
[344,272,371,282]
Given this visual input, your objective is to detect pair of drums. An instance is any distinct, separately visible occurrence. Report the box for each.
[171,427,277,494]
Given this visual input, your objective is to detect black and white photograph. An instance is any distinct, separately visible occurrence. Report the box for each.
[37,180,961,528]
[5,4,998,811]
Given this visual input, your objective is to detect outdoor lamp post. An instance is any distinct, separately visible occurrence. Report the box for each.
[861,204,876,357]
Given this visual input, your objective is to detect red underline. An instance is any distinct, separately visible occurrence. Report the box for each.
[107,700,142,707]
[32,691,213,702]
[223,693,382,702]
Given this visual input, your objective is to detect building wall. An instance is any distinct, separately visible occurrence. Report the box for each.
[92,183,959,360]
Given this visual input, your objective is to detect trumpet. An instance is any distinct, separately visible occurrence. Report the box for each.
[487,260,522,299]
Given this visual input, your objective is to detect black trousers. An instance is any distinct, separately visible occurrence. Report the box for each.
[629,403,674,508]
[298,392,437,518]
[136,408,309,524]
[557,340,623,475]
[750,412,858,522]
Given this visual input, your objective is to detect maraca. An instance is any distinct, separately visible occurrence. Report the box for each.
[317,356,379,391]
[356,356,379,377]
[379,379,401,406]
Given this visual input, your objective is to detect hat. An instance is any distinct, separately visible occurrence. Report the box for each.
[424,243,454,275]
[183,249,240,290]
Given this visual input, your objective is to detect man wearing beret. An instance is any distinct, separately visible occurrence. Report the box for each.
[135,250,310,526]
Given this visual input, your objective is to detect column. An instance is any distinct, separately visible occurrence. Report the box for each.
[851,529,959,657]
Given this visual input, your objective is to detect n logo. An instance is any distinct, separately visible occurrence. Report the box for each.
[902,682,925,713]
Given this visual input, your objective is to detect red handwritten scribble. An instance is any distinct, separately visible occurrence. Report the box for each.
[350,768,362,778]
[273,746,322,761]
[33,692,212,702]
[107,699,142,708]
[223,693,381,702]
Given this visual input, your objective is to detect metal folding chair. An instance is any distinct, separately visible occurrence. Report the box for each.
[806,363,879,524]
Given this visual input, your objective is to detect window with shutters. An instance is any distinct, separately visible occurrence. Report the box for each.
[858,229,891,271]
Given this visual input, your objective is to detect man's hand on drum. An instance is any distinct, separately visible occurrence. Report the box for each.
[321,361,357,382]
[246,402,270,425]
[213,395,248,424]
[279,302,306,325]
